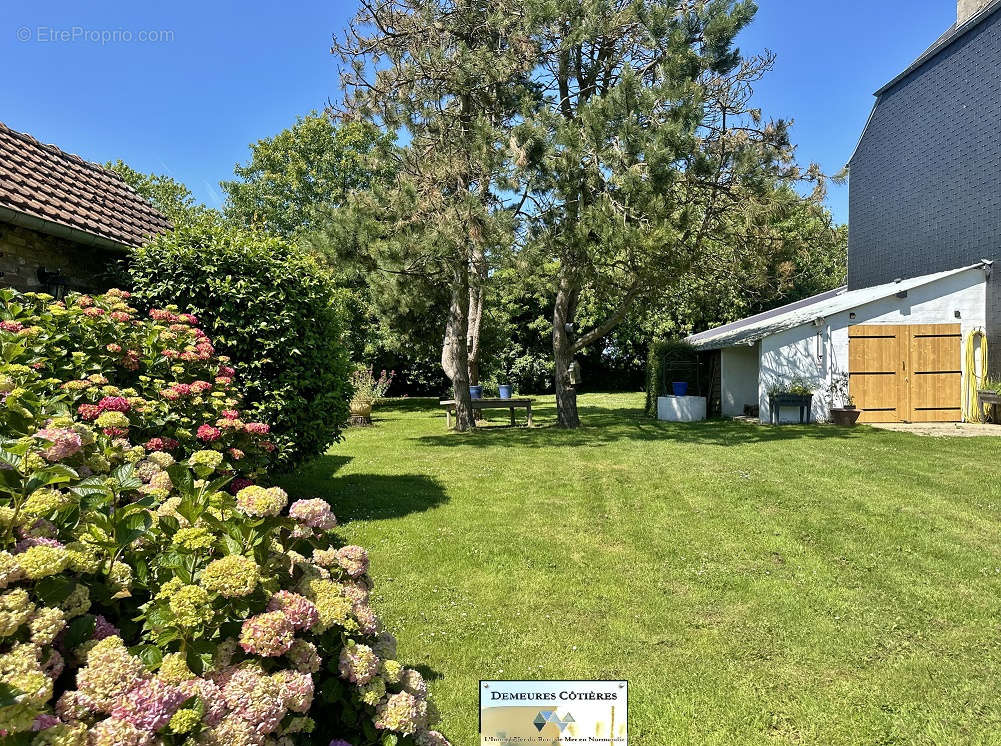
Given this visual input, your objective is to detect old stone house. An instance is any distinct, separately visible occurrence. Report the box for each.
[0,122,170,295]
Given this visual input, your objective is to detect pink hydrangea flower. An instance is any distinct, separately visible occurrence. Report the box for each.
[197,424,221,442]
[267,591,319,631]
[229,477,253,494]
[335,545,369,578]
[239,611,295,657]
[178,677,226,726]
[14,536,63,552]
[31,714,59,731]
[416,732,452,746]
[217,665,285,733]
[77,403,101,421]
[144,437,179,452]
[244,422,270,435]
[98,396,130,412]
[275,669,314,713]
[94,614,120,640]
[110,677,187,731]
[338,643,380,685]
[0,320,24,333]
[374,692,426,735]
[149,308,177,322]
[353,603,380,636]
[288,499,337,531]
[35,427,82,461]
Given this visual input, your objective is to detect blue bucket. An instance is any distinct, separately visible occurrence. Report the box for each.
[498,384,513,399]
[469,385,483,399]
[671,381,689,397]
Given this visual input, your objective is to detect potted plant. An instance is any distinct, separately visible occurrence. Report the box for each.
[349,366,395,424]
[978,379,1001,421]
[766,377,815,424]
[828,372,861,426]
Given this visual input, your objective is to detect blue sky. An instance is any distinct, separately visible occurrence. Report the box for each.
[1,1,962,224]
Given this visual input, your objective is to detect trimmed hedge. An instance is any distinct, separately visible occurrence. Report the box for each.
[130,221,351,470]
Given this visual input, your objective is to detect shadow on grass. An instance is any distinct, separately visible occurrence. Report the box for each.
[413,664,444,683]
[278,454,448,522]
[414,403,864,449]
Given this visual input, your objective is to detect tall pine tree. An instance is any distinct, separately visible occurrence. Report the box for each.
[332,0,531,430]
[512,0,823,426]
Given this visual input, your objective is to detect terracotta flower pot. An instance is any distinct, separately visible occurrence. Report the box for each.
[830,407,861,426]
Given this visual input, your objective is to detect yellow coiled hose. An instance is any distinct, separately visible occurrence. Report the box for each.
[963,329,989,422]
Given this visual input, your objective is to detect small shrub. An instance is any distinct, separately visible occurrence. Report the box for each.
[0,290,450,745]
[349,368,395,410]
[130,221,351,470]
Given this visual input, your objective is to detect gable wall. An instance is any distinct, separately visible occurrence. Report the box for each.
[848,11,1001,369]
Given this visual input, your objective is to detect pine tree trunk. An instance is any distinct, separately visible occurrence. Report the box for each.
[553,279,580,428]
[467,247,486,386]
[442,262,475,431]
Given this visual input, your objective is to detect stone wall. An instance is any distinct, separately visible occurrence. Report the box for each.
[0,221,125,294]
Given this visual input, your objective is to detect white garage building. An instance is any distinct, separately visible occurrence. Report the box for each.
[685,262,990,424]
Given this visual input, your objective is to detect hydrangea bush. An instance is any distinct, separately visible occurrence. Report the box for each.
[130,222,352,470]
[0,290,449,746]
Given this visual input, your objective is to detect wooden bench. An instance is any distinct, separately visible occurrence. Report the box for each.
[439,398,533,428]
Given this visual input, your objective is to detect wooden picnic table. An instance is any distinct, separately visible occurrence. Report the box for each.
[439,397,533,428]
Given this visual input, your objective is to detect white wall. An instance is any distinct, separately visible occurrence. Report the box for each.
[720,344,759,417]
[757,268,987,423]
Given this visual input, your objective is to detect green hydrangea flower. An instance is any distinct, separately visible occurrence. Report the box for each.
[22,488,70,516]
[169,584,213,628]
[189,450,223,471]
[18,544,69,579]
[169,708,201,734]
[172,526,215,551]
[200,555,259,598]
[94,410,130,429]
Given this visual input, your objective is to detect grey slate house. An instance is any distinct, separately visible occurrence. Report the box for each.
[849,0,1001,371]
[682,0,998,424]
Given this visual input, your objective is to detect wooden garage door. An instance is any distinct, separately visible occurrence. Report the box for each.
[848,324,961,423]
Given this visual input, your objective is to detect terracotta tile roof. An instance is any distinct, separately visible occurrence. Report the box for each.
[0,122,171,250]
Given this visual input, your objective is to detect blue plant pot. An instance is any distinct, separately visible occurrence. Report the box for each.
[469,385,483,399]
[671,381,689,397]
[498,384,513,399]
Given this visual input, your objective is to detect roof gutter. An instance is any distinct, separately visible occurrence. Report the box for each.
[0,205,132,254]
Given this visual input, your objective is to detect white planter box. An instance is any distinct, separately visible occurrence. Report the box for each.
[657,395,707,422]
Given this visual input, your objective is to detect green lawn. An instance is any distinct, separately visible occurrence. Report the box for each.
[282,393,1001,745]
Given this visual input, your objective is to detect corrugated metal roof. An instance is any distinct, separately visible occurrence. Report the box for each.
[685,263,988,350]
